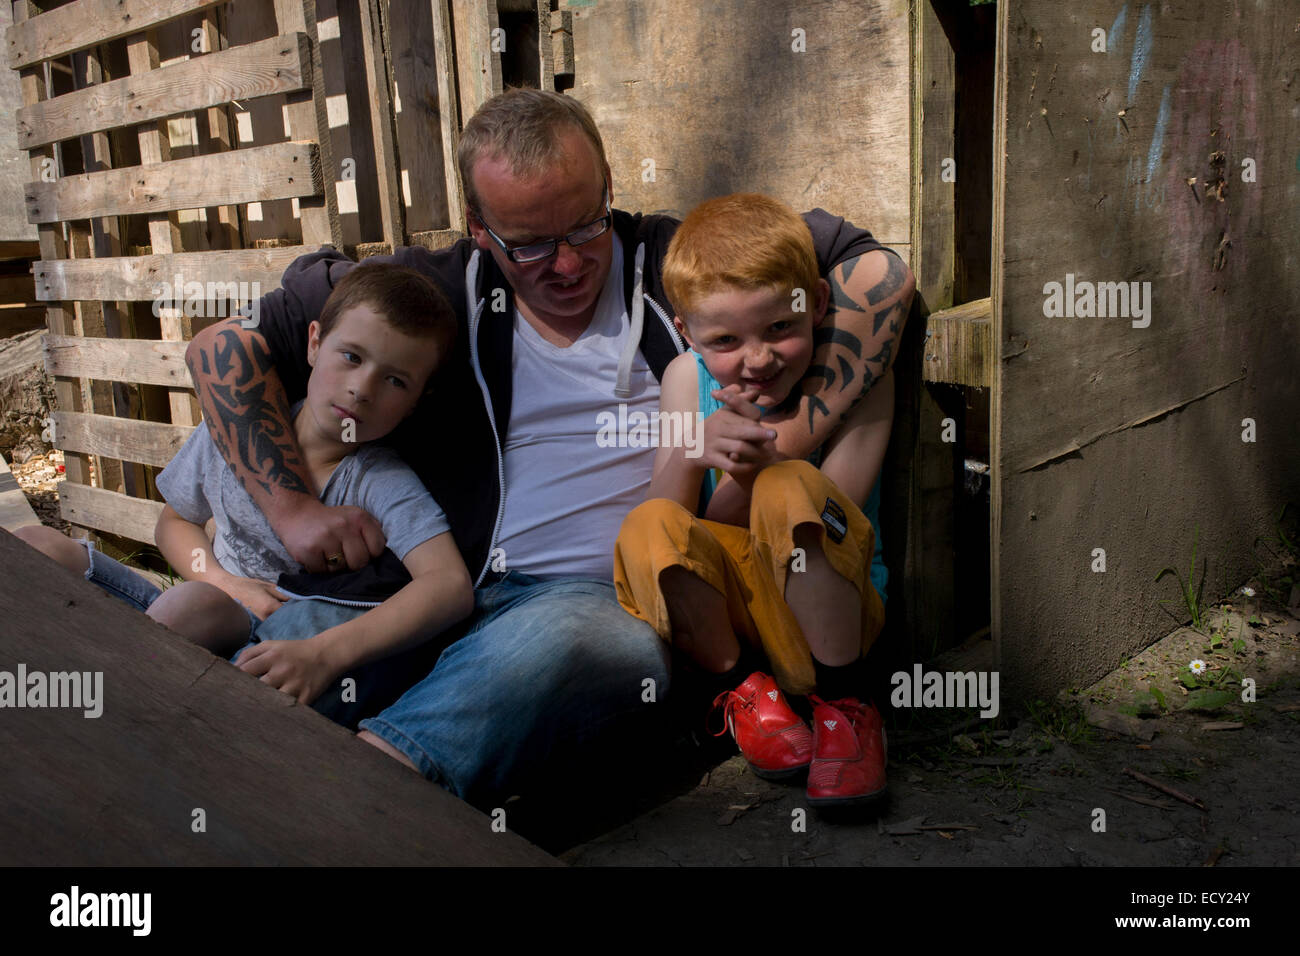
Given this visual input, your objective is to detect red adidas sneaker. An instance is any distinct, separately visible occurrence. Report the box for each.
[711,672,813,780]
[806,696,888,807]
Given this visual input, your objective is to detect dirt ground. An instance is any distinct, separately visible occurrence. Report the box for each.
[558,561,1300,866]
[10,458,1299,867]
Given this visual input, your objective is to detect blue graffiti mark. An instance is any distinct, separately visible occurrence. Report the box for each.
[1127,4,1153,103]
[1147,85,1171,182]
[1108,4,1128,56]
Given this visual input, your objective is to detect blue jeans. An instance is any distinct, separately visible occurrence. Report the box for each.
[232,597,452,731]
[355,571,672,808]
[81,539,259,642]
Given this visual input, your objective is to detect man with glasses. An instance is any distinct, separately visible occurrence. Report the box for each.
[184,89,914,811]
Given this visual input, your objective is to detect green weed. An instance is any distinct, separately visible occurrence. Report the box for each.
[1157,526,1208,632]
[1027,699,1092,744]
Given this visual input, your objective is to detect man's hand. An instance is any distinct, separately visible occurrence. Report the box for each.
[278,496,386,573]
[214,575,290,621]
[235,636,343,706]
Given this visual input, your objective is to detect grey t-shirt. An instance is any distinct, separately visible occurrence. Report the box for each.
[155,403,449,582]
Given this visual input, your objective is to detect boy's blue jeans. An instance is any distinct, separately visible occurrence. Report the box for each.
[240,571,672,809]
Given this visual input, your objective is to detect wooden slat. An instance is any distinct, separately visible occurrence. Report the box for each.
[911,0,956,311]
[430,0,466,229]
[35,246,320,302]
[989,0,1009,689]
[529,0,554,91]
[58,480,165,542]
[195,7,244,250]
[17,34,312,150]
[551,9,573,76]
[44,334,191,389]
[129,27,196,429]
[0,452,42,532]
[360,0,405,249]
[274,0,342,247]
[72,45,135,498]
[0,530,560,866]
[25,141,322,223]
[451,0,502,122]
[922,297,992,388]
[53,410,193,468]
[7,0,226,70]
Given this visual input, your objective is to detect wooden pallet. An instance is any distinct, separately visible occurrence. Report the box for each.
[11,0,341,546]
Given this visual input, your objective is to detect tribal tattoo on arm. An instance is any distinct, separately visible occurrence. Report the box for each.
[188,321,313,502]
[792,250,914,451]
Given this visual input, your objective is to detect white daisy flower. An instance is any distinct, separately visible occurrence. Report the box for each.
[1189,659,1207,675]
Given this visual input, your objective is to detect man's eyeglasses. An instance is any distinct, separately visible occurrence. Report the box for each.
[475,188,612,264]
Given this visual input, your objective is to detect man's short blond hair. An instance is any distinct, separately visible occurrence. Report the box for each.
[457,88,608,215]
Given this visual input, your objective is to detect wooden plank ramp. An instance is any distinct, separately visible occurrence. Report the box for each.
[0,529,558,865]
[0,454,41,532]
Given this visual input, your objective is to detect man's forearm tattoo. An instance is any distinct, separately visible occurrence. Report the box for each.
[829,277,868,315]
[866,252,908,305]
[801,252,909,436]
[196,328,310,498]
[804,327,870,432]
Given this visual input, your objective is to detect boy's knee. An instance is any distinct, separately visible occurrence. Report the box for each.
[752,459,820,500]
[147,580,226,627]
[617,497,695,548]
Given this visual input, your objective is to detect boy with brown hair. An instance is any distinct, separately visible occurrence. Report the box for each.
[18,264,473,706]
[614,193,895,807]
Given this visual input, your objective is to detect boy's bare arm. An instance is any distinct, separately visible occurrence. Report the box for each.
[153,505,287,620]
[185,318,385,572]
[234,533,474,705]
[647,353,710,509]
[648,352,776,513]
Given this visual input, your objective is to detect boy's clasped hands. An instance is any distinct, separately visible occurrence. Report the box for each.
[698,383,785,487]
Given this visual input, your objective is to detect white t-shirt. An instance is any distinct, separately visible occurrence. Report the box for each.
[494,236,662,579]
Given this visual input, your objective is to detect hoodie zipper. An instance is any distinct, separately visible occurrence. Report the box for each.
[273,588,383,609]
[466,251,508,587]
[645,291,684,354]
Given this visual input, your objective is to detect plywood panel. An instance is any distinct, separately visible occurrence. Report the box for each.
[992,0,1300,698]
[570,0,911,247]
[0,529,559,865]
